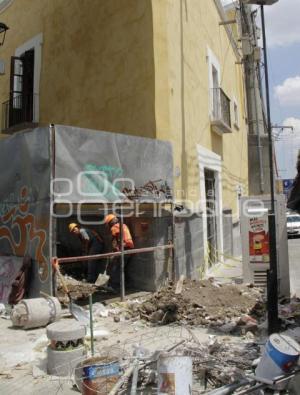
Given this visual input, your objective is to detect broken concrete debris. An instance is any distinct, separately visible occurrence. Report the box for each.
[57,275,97,304]
[10,297,62,329]
[127,280,264,332]
[278,296,300,328]
[94,337,261,394]
[6,279,300,394]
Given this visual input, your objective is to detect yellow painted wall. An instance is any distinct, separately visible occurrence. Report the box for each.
[0,0,156,138]
[152,0,248,216]
[0,0,248,217]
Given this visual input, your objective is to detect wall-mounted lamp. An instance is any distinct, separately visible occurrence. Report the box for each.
[0,22,9,46]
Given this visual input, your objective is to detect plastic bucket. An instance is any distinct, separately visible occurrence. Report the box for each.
[80,357,120,395]
[157,354,192,395]
[255,334,300,389]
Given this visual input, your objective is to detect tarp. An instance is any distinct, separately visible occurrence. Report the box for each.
[0,125,174,297]
[54,125,173,203]
[0,128,51,298]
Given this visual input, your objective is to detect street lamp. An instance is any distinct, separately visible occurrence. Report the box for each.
[0,22,8,46]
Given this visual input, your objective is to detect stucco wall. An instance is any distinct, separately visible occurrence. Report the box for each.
[0,0,248,216]
[0,0,156,138]
[152,0,248,217]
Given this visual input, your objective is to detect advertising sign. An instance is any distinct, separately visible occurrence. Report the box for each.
[248,214,270,265]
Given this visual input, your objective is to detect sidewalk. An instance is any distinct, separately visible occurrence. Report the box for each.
[206,256,243,285]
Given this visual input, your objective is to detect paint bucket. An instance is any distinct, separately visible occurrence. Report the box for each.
[80,356,121,395]
[255,334,300,389]
[157,354,192,395]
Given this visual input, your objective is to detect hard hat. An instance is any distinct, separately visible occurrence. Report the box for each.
[104,214,116,224]
[68,223,78,232]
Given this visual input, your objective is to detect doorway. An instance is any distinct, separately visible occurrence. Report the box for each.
[205,169,218,265]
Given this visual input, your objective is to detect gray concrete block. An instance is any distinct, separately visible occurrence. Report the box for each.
[47,345,86,376]
[47,319,86,341]
[11,297,62,329]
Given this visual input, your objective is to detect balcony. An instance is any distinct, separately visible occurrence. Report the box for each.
[2,93,38,133]
[211,88,232,134]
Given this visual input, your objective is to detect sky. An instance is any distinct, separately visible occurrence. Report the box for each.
[222,0,300,180]
[264,0,300,180]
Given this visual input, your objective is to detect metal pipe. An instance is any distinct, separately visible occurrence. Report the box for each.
[130,360,139,395]
[49,124,56,296]
[55,244,174,264]
[207,379,251,395]
[261,6,275,212]
[119,205,125,301]
[171,203,176,281]
[261,5,279,334]
[89,294,94,356]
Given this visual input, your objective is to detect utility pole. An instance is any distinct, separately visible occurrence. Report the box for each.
[260,4,279,334]
[239,2,267,196]
[241,0,280,334]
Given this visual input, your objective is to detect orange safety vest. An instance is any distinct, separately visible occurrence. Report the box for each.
[111,223,134,250]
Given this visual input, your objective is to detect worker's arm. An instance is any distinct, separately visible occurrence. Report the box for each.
[79,229,90,255]
[112,237,119,252]
[111,226,120,251]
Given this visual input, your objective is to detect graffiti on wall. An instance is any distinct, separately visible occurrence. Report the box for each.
[0,186,48,281]
[81,163,125,200]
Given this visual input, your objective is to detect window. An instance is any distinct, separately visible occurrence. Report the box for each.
[212,65,219,118]
[207,47,231,133]
[2,34,42,131]
[9,50,35,126]
[207,48,221,116]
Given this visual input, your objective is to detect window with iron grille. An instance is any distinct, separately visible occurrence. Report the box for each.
[8,49,35,128]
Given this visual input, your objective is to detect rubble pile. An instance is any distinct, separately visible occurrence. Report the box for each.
[117,337,260,393]
[129,280,265,332]
[182,338,260,389]
[279,297,300,325]
[57,275,97,304]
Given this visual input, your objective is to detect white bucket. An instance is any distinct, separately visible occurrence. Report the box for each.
[255,334,300,389]
[157,354,192,395]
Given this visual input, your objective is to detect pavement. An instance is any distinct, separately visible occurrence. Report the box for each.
[206,236,300,298]
[0,237,298,394]
[206,256,243,284]
[0,306,221,395]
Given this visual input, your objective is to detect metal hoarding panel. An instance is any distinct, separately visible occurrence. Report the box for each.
[0,128,51,297]
[53,125,173,203]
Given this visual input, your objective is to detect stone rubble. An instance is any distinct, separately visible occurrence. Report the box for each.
[124,280,265,334]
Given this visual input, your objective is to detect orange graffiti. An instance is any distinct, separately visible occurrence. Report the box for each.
[0,187,48,281]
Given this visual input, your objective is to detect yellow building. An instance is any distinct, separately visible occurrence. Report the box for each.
[0,0,248,269]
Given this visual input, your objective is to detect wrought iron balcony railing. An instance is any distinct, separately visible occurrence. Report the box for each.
[211,88,232,133]
[2,93,37,132]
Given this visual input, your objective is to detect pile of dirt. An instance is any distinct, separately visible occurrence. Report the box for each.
[57,275,97,304]
[130,280,265,329]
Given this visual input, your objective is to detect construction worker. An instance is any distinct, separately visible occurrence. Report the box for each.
[104,214,134,289]
[68,223,104,283]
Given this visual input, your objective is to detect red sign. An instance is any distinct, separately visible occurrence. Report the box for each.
[248,215,270,264]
